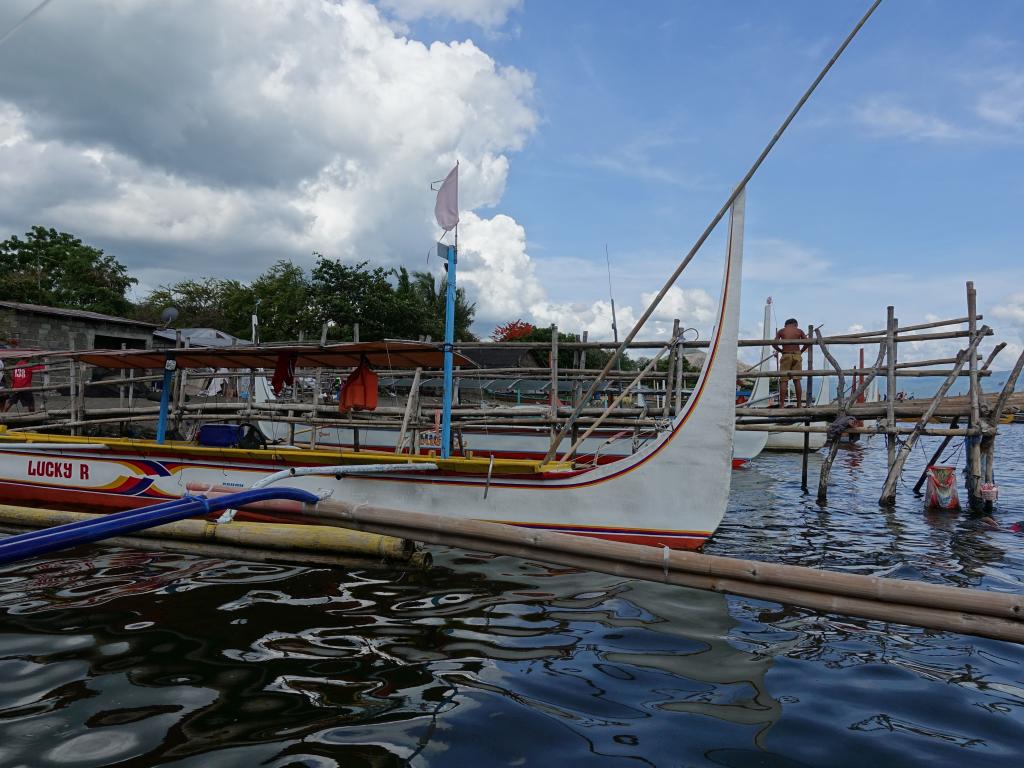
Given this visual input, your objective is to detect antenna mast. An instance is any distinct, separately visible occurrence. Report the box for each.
[605,244,619,344]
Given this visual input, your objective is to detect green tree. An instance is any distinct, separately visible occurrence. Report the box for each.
[522,325,578,369]
[394,269,477,341]
[136,255,480,343]
[249,261,317,342]
[310,257,476,341]
[0,226,137,315]
[135,278,253,337]
[310,257,402,340]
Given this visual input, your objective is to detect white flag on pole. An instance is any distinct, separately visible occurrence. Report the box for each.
[434,163,459,232]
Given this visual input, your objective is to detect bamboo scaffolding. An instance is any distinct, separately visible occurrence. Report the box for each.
[827,314,981,340]
[879,333,987,506]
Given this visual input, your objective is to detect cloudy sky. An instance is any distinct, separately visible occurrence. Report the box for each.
[1,0,1023,368]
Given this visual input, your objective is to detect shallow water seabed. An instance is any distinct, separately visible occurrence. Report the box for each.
[0,428,1022,766]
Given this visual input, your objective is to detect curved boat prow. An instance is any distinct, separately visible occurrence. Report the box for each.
[339,188,748,549]
[0,191,747,552]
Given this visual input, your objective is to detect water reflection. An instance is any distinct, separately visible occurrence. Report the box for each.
[0,544,785,766]
[1,429,1024,765]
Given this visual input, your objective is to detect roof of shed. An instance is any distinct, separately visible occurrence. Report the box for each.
[0,301,157,329]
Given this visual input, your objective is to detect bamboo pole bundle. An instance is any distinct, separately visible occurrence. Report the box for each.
[0,503,414,560]
[885,308,897,471]
[186,490,1024,644]
[0,523,429,571]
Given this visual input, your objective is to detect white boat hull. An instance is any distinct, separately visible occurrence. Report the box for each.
[0,195,748,550]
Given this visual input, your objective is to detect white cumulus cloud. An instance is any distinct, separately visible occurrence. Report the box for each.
[0,0,537,297]
[379,0,522,28]
[992,293,1024,325]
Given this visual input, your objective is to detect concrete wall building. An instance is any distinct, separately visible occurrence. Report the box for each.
[0,301,156,352]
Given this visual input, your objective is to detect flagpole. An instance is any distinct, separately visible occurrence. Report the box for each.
[432,161,460,460]
[440,229,457,459]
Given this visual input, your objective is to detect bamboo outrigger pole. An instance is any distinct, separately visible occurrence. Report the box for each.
[543,0,885,463]
[191,488,1024,644]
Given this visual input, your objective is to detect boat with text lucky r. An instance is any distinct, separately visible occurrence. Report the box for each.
[0,192,748,551]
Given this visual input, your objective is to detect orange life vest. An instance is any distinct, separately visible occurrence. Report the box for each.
[339,358,379,412]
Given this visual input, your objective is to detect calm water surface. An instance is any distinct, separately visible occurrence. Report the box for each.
[2,427,1024,766]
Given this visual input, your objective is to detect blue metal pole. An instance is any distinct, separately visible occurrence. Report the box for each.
[156,357,175,444]
[441,243,457,459]
[0,487,320,566]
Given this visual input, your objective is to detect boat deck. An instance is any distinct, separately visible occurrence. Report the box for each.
[0,428,575,476]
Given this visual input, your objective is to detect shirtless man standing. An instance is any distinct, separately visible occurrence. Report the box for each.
[773,318,809,405]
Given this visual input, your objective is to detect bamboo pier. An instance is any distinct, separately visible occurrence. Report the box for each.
[1,282,1020,513]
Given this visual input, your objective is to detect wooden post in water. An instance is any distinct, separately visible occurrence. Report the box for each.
[814,328,846,504]
[800,324,814,493]
[979,346,1024,512]
[885,307,897,471]
[966,282,983,510]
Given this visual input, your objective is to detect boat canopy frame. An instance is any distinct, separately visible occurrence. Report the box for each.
[67,341,475,371]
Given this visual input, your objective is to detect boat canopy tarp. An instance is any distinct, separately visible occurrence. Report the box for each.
[70,341,475,371]
[0,348,49,361]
